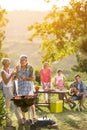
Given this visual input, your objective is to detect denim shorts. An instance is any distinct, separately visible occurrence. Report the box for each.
[72,95,82,100]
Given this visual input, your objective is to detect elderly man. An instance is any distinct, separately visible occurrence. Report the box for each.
[15,55,36,124]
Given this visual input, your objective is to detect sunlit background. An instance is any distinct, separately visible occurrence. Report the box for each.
[0,0,70,11]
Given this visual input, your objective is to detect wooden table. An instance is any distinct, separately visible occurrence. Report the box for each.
[35,89,68,110]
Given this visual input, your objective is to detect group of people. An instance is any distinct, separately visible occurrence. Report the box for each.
[0,55,36,125]
[39,63,87,111]
[0,55,87,125]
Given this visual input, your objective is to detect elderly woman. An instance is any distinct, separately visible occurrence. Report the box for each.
[1,58,22,124]
[1,58,14,108]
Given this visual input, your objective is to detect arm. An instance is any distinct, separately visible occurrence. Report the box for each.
[16,65,35,81]
[48,68,52,89]
[40,74,44,89]
[1,71,14,85]
[27,65,35,81]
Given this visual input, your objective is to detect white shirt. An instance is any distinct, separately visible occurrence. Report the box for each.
[55,74,65,85]
[1,69,13,88]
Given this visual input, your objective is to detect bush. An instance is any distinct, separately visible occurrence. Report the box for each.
[35,67,41,85]
[0,91,7,125]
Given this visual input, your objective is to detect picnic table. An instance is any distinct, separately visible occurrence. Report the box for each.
[35,89,68,110]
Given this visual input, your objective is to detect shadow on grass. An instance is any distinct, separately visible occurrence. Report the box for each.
[65,119,80,129]
[18,124,30,130]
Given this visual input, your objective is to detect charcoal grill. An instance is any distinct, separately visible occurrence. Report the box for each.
[11,95,36,112]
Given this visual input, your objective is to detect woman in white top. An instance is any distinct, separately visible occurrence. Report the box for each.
[1,58,15,108]
[1,58,22,124]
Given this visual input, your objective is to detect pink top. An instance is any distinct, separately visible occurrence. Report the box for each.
[40,68,51,83]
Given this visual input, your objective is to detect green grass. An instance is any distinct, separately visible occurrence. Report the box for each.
[4,96,87,130]
[10,107,87,130]
[1,92,87,130]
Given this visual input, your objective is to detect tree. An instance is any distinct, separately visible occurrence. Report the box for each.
[72,54,87,73]
[0,8,8,61]
[28,0,87,63]
[79,35,87,55]
[0,7,8,125]
[72,36,87,73]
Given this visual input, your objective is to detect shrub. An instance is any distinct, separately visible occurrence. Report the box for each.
[35,67,41,85]
[0,91,7,125]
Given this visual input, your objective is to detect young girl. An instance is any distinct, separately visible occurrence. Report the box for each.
[55,70,65,90]
[55,70,67,100]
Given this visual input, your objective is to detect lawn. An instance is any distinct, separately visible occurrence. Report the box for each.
[1,96,87,130]
[4,105,87,130]
[0,90,87,130]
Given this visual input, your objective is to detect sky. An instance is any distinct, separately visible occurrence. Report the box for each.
[0,0,70,11]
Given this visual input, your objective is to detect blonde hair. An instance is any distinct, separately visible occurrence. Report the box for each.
[43,62,49,67]
[1,58,11,65]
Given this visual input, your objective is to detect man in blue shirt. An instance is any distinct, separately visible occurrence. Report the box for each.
[70,75,86,111]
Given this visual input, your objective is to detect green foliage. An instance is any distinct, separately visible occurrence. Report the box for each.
[35,67,41,85]
[0,9,8,28]
[72,54,87,73]
[71,35,87,73]
[0,91,7,125]
[28,0,87,63]
[79,35,87,55]
[0,8,8,61]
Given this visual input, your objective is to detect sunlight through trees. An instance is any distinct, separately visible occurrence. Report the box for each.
[28,0,87,63]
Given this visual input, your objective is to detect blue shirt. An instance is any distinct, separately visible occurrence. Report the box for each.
[72,81,86,93]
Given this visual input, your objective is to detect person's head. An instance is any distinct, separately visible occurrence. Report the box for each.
[57,70,62,75]
[74,74,81,83]
[43,62,49,69]
[1,58,11,67]
[20,54,28,67]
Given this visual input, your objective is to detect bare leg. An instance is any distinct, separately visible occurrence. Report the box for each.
[79,92,86,109]
[22,112,26,119]
[31,105,36,119]
[67,97,76,108]
[44,93,48,103]
[30,105,37,124]
[21,112,26,124]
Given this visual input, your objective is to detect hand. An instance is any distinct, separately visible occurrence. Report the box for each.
[11,72,15,76]
[10,72,16,79]
[76,91,80,96]
[20,75,26,80]
[30,77,35,81]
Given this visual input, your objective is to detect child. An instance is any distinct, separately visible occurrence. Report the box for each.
[55,70,67,100]
[55,70,65,90]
